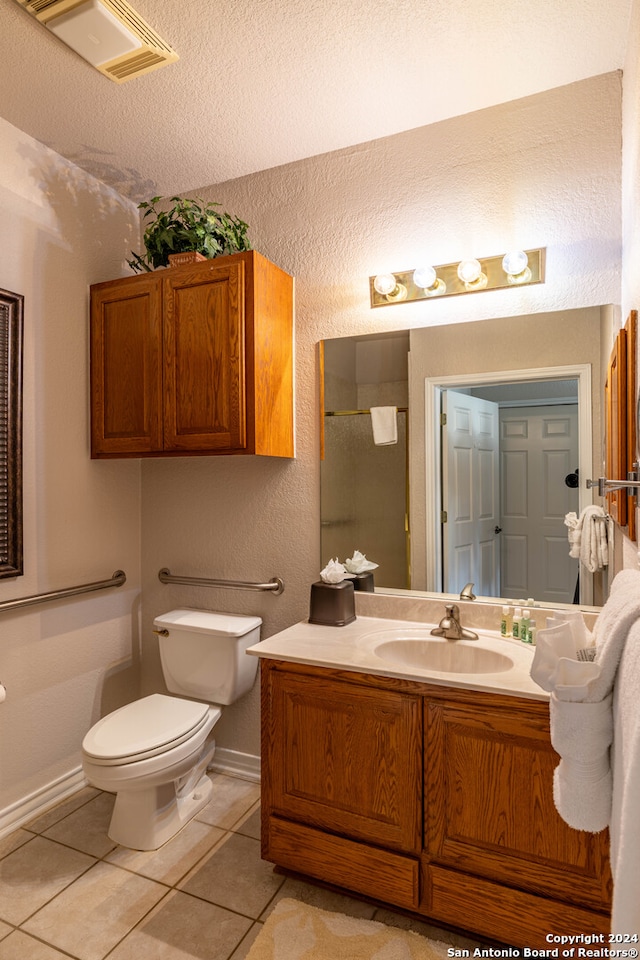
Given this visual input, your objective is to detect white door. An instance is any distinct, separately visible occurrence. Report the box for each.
[442,391,500,597]
[500,404,579,604]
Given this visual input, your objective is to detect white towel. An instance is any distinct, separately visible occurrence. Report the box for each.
[370,406,398,445]
[530,569,640,836]
[564,505,609,572]
[609,614,640,934]
[550,693,613,831]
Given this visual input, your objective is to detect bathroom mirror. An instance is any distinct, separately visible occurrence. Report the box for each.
[0,288,23,579]
[321,305,612,609]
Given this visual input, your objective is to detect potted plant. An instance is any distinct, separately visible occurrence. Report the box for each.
[127,195,251,273]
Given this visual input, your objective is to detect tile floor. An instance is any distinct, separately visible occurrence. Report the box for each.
[0,773,481,960]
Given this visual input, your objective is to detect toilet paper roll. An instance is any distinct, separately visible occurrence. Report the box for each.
[0,682,6,703]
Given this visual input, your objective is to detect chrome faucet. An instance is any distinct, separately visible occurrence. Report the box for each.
[459,582,476,601]
[431,604,478,641]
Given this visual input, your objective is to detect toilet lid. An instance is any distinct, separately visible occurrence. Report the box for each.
[82,694,213,763]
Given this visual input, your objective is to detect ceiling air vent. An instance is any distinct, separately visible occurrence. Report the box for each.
[14,0,178,82]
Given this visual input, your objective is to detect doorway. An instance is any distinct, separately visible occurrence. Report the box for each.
[424,365,593,604]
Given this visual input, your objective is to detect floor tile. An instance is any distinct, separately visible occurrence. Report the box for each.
[0,922,11,943]
[0,829,34,861]
[234,803,260,841]
[195,775,261,831]
[42,792,117,858]
[263,875,377,921]
[179,832,284,918]
[229,922,263,960]
[23,861,168,960]
[0,836,95,925]
[108,890,253,959]
[0,930,72,958]
[25,788,101,835]
[106,819,226,886]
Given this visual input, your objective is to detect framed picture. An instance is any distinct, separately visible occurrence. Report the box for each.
[0,288,23,578]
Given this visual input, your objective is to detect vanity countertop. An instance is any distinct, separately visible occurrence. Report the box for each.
[247,615,548,701]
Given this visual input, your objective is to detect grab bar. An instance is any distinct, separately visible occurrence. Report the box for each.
[0,569,126,613]
[158,568,284,596]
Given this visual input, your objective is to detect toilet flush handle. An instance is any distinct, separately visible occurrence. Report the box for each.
[153,628,169,637]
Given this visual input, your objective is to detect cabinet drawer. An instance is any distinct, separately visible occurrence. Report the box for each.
[422,862,609,949]
[267,816,420,910]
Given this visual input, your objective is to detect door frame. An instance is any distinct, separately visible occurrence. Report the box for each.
[424,364,593,603]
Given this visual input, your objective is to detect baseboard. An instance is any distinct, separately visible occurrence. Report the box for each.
[0,749,261,840]
[0,765,87,841]
[210,747,261,782]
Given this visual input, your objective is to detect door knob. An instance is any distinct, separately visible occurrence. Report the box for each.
[494,525,502,534]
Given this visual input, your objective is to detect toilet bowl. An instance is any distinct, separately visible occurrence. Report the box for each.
[82,609,261,850]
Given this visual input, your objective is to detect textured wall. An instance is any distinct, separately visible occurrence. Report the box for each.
[0,117,142,818]
[140,73,623,759]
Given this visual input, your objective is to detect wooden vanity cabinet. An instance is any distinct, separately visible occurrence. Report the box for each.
[260,659,612,946]
[90,251,294,458]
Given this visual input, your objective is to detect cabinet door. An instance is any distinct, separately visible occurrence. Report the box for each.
[163,260,246,451]
[425,698,611,911]
[90,275,163,456]
[266,669,422,854]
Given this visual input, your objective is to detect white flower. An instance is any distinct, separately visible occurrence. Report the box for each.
[320,558,354,583]
[344,550,378,574]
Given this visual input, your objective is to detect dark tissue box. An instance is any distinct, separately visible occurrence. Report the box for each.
[309,579,356,626]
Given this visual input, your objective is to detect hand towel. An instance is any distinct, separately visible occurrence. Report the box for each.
[564,505,609,572]
[370,406,398,445]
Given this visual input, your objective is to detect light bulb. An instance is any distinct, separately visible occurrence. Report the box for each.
[413,266,437,289]
[502,250,532,284]
[457,259,483,284]
[502,250,529,276]
[413,266,446,297]
[373,273,399,296]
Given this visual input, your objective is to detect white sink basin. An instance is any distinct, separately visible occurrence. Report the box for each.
[367,627,514,674]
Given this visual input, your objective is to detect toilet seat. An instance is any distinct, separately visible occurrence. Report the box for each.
[82,694,213,765]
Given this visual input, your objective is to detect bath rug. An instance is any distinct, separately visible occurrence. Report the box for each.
[246,897,450,960]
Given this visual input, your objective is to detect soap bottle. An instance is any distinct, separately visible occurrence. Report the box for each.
[521,608,531,644]
[512,607,522,640]
[528,619,537,646]
[500,605,513,637]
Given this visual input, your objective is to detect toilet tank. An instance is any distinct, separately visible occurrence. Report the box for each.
[154,609,262,704]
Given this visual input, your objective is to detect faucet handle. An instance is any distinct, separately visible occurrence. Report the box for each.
[459,582,476,600]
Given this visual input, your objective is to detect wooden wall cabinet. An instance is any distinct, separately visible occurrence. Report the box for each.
[261,659,612,947]
[90,251,294,458]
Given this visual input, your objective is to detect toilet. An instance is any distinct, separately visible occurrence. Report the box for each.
[81,609,261,851]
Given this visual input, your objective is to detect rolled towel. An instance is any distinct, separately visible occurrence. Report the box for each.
[370,406,398,445]
[550,693,613,832]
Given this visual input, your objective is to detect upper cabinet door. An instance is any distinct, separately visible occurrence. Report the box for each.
[162,260,247,452]
[90,274,163,456]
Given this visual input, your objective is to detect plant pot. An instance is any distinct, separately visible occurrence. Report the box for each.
[167,252,207,267]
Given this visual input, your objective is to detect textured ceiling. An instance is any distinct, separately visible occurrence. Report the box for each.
[0,0,633,200]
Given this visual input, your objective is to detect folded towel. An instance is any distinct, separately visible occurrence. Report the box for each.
[564,505,609,572]
[370,406,398,445]
[550,693,613,831]
[530,570,640,835]
[530,619,597,700]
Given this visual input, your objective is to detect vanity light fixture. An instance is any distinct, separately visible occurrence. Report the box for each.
[370,247,545,308]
